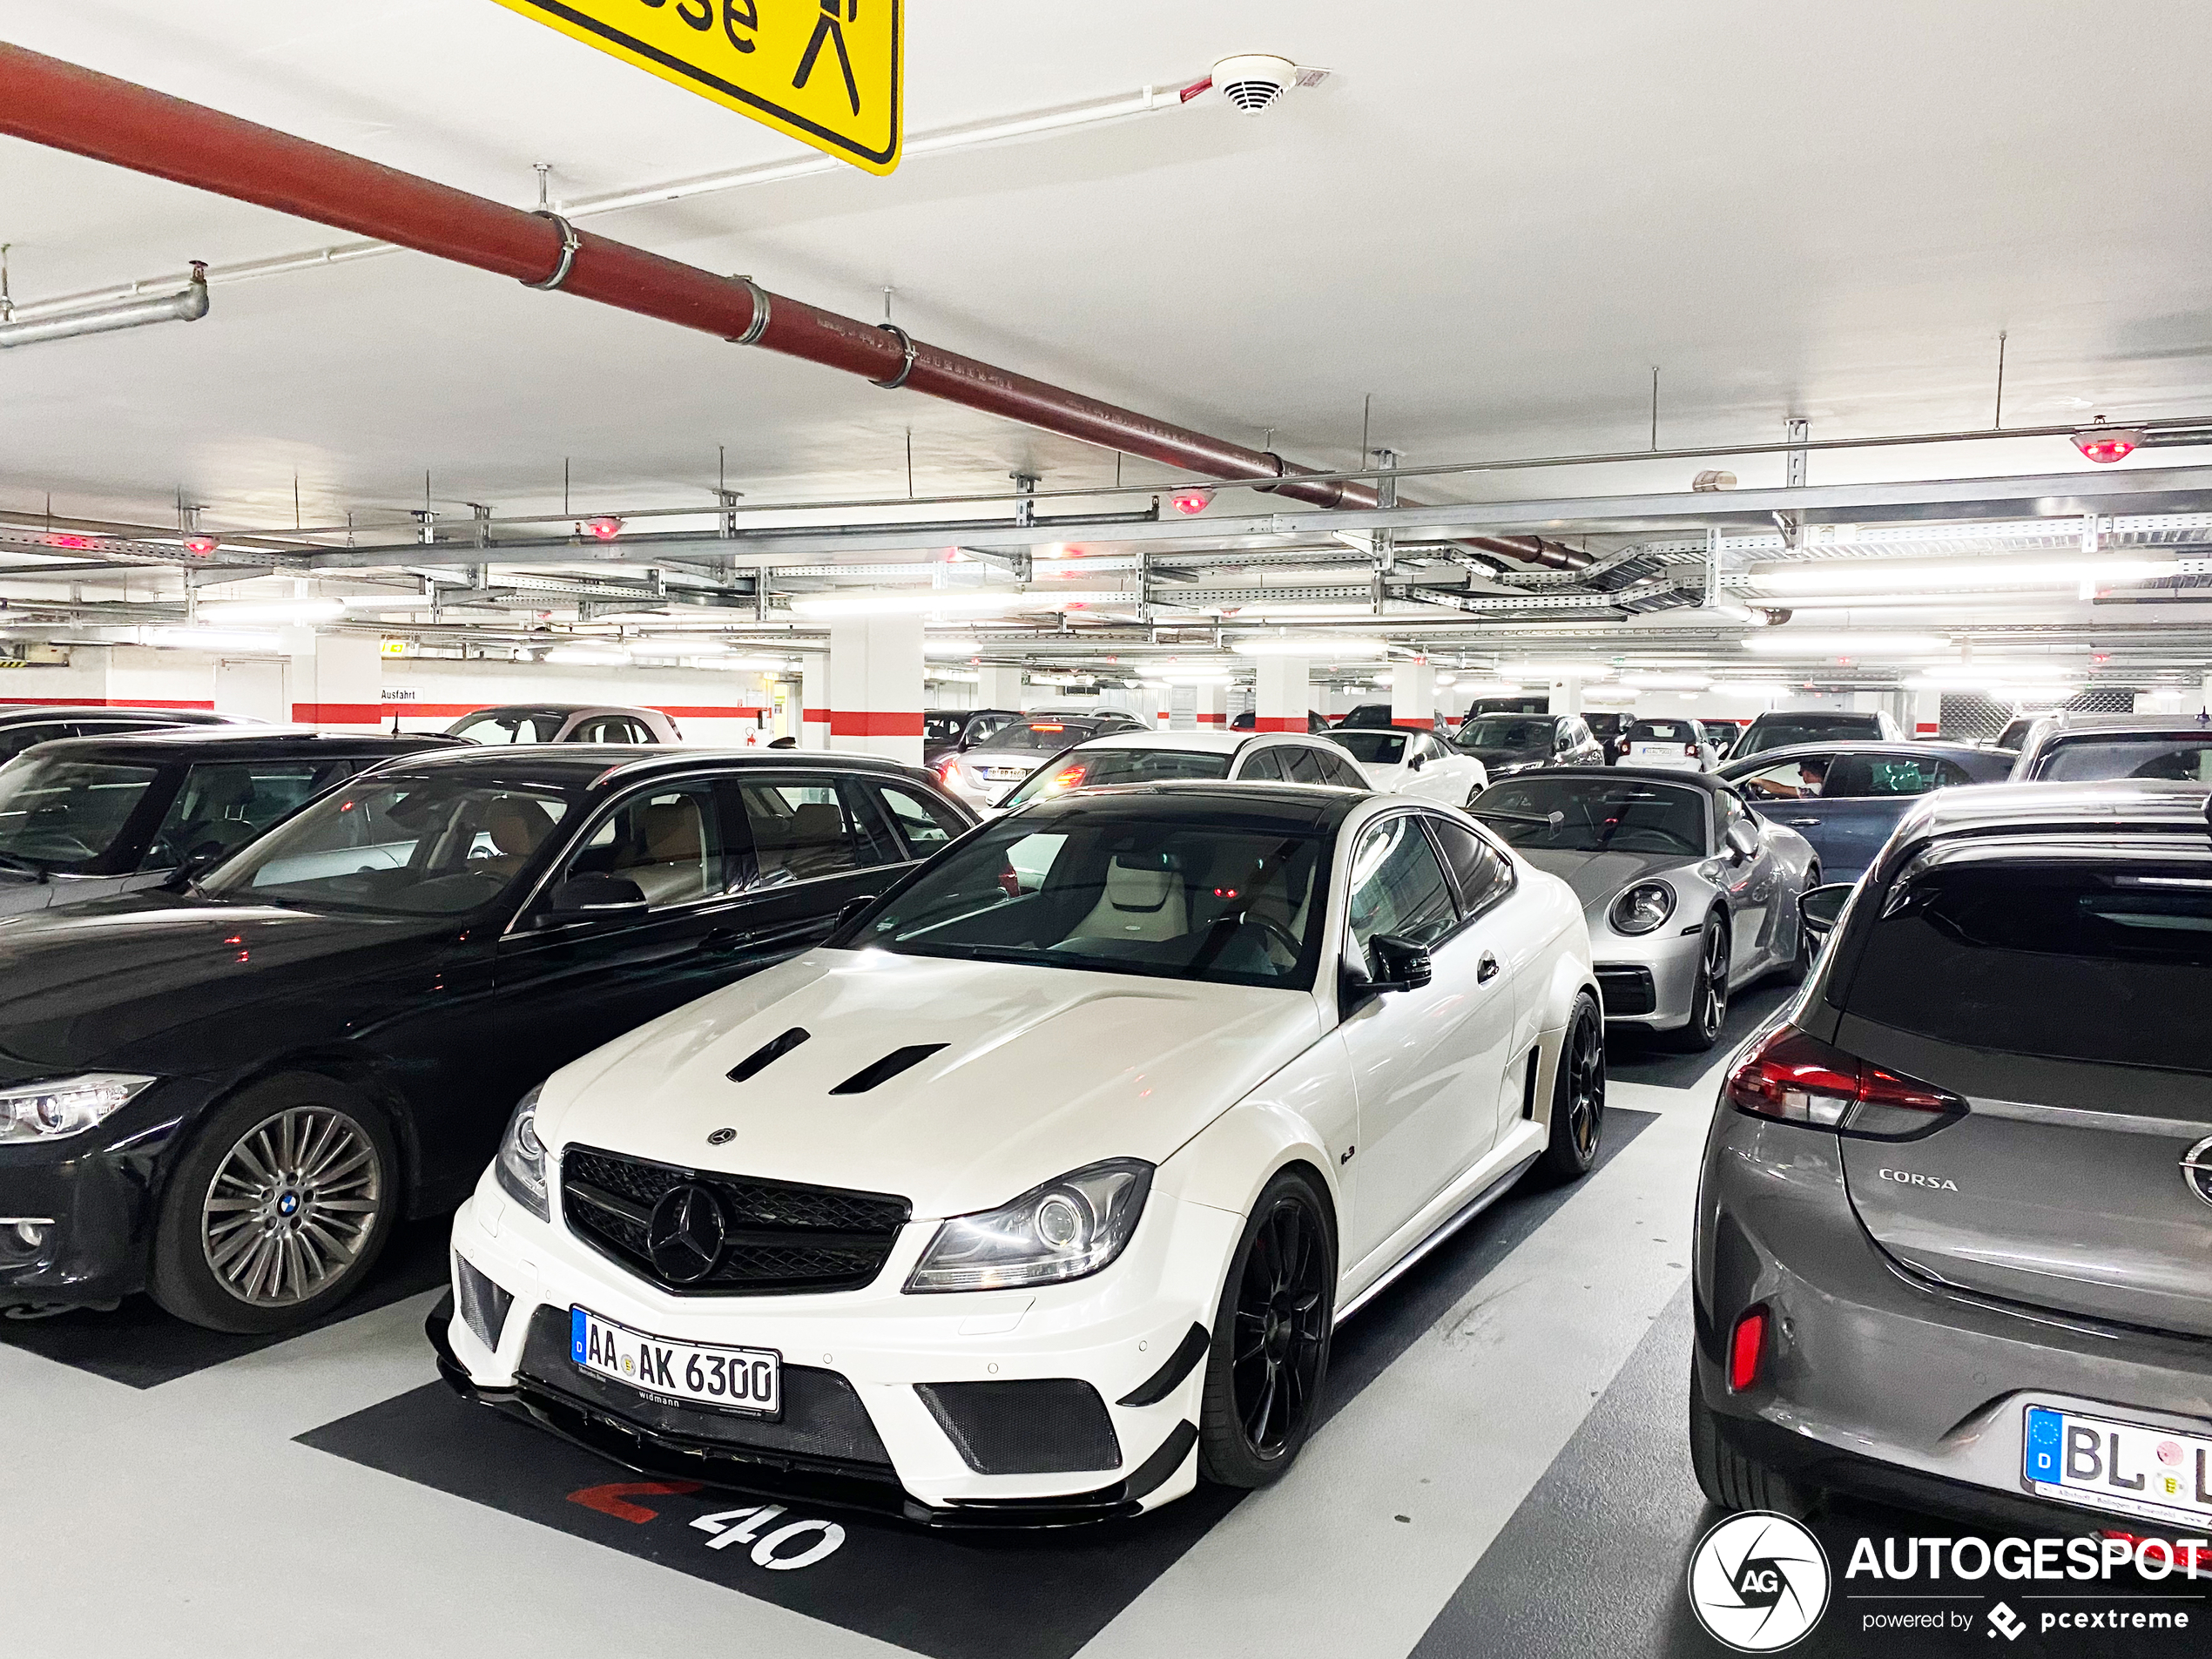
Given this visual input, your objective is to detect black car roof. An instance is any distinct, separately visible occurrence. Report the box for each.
[19,730,456,763]
[1501,765,1733,796]
[0,704,237,725]
[1011,779,1361,833]
[1745,711,1880,725]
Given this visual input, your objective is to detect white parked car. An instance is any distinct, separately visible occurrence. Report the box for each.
[1323,725,1490,807]
[988,728,1368,815]
[1619,717,1718,773]
[934,711,1150,811]
[434,785,1604,1526]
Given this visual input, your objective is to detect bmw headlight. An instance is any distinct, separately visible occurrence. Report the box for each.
[1609,880,1676,936]
[0,1073,156,1144]
[494,1085,550,1220]
[905,1159,1152,1293]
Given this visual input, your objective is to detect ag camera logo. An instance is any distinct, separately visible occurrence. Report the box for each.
[1688,1511,1831,1652]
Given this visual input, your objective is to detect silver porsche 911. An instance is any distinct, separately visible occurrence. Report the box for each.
[1470,766,1822,1049]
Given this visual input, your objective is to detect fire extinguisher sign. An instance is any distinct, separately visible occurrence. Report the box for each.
[488,0,902,174]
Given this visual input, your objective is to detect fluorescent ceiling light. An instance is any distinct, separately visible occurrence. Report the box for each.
[1139,671,1234,685]
[1230,636,1391,658]
[789,590,1123,618]
[543,646,632,666]
[1511,662,1614,682]
[927,668,982,683]
[199,598,345,624]
[140,627,282,651]
[923,636,983,656]
[340,594,451,612]
[1909,662,2082,684]
[1750,558,2182,594]
[1622,671,1714,690]
[1743,632,1950,656]
[1454,680,1520,698]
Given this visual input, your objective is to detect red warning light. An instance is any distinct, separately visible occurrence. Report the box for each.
[583,516,624,541]
[1170,488,1217,516]
[183,534,219,556]
[2072,422,2143,465]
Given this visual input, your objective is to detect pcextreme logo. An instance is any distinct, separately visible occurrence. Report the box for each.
[1688,1511,1832,1652]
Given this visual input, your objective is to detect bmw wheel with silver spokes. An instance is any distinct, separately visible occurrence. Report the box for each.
[201,1106,383,1308]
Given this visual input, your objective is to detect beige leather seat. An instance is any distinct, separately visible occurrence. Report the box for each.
[1069,854,1188,941]
[617,799,711,905]
[473,795,556,879]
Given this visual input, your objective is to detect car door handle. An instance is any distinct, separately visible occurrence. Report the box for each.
[1785,818,1822,827]
[1478,952,1501,983]
[699,927,758,955]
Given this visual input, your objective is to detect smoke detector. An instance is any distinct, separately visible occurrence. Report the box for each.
[1180,55,1333,116]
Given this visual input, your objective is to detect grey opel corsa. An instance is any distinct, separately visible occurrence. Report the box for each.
[1692,780,2212,1537]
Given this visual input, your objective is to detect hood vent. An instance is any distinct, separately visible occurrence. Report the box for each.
[829,1043,948,1096]
[727,1027,810,1082]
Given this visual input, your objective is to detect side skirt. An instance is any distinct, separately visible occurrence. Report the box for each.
[1333,1140,1545,1326]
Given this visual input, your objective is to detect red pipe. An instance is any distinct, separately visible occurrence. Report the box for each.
[0,44,1589,572]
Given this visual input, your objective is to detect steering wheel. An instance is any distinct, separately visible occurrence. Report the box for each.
[1239,914,1305,961]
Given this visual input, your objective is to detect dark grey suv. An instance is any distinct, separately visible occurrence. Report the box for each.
[1692,779,2212,1535]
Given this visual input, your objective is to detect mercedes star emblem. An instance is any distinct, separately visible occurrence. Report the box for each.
[2182,1136,2212,1211]
[645,1183,729,1284]
[707,1127,736,1146]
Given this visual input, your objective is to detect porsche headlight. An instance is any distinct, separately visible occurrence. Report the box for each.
[494,1085,550,1220]
[0,1073,156,1144]
[905,1159,1152,1293]
[1609,880,1676,936]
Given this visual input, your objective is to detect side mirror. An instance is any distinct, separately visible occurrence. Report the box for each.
[1407,752,1426,772]
[538,873,649,927]
[1366,933,1434,993]
[1724,822,1761,861]
[834,895,875,928]
[1798,882,1853,939]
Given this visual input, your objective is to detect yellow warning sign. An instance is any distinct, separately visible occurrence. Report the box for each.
[491,1,901,174]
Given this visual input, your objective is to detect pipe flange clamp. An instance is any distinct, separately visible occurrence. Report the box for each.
[522,211,582,292]
[729,275,772,346]
[873,322,917,389]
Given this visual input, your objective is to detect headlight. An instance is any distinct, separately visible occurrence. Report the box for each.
[905,1159,1152,1293]
[1609,880,1676,935]
[494,1086,550,1221]
[0,1073,156,1144]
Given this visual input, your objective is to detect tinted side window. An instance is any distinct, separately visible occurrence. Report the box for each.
[1237,748,1285,782]
[0,723,70,763]
[141,760,351,869]
[873,782,968,859]
[1427,818,1513,915]
[561,782,735,907]
[1820,753,1972,798]
[1346,815,1458,954]
[1283,746,1328,786]
[1318,750,1366,789]
[737,775,892,887]
[1736,753,1837,799]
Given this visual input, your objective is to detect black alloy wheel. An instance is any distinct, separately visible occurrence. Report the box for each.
[1667,916,1730,1052]
[1539,992,1607,1180]
[1197,1170,1336,1487]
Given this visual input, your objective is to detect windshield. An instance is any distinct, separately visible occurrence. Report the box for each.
[1474,776,1706,857]
[1459,716,1550,752]
[1627,720,1699,744]
[846,813,1326,989]
[2031,734,2212,783]
[0,757,161,873]
[1326,731,1409,766]
[998,746,1231,808]
[923,713,964,745]
[981,720,1107,754]
[1838,861,2212,1073]
[449,711,565,745]
[199,772,576,915]
[1740,716,1875,755]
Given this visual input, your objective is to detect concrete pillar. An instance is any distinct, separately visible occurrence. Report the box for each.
[827,616,924,765]
[1193,682,1228,728]
[1548,674,1586,717]
[976,664,1026,711]
[1251,657,1312,732]
[1912,687,1943,739]
[1391,659,1438,729]
[799,654,831,751]
[282,630,382,728]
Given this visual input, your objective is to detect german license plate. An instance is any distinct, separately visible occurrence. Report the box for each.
[984,766,1028,780]
[571,1306,781,1418]
[2024,1405,2212,1527]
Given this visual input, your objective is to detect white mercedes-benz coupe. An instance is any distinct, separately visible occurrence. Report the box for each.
[433,782,1604,1527]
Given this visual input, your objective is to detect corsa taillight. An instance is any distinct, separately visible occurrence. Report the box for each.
[1730,1305,1768,1393]
[1725,1026,1965,1141]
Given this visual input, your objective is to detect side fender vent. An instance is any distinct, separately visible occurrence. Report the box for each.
[830,1043,948,1096]
[728,1027,810,1083]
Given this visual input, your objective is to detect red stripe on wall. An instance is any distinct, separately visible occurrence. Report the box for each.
[1251,716,1305,732]
[1395,715,1436,728]
[1197,712,1227,725]
[372,702,767,719]
[803,707,831,724]
[648,705,767,719]
[293,703,386,725]
[0,696,217,709]
[1915,722,1940,734]
[830,710,925,738]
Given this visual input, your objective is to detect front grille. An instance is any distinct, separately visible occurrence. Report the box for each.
[1595,964,1657,1016]
[561,1145,909,1296]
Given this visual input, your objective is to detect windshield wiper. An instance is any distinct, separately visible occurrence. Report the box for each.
[0,851,47,880]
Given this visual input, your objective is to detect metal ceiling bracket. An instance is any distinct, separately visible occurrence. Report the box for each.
[520,212,581,292]
[873,323,917,389]
[730,276,771,346]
